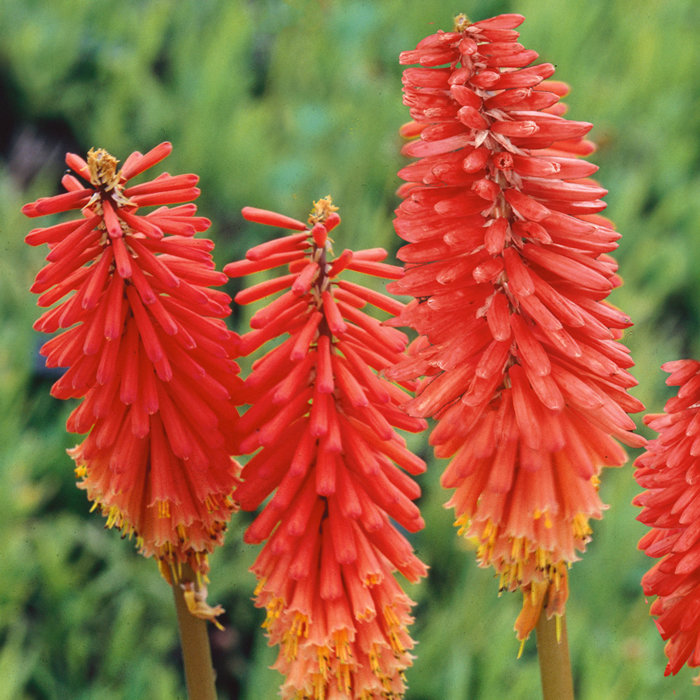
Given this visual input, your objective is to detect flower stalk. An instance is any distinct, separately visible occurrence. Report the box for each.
[172,564,218,700]
[536,609,574,700]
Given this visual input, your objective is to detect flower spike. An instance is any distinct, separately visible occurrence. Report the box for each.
[389,13,645,641]
[635,360,700,679]
[228,197,427,699]
[24,144,242,622]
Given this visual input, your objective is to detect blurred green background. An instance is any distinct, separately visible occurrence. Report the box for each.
[1,0,699,698]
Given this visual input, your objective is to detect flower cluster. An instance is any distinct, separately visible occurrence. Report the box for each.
[635,360,700,679]
[226,197,428,699]
[387,13,644,639]
[24,143,241,617]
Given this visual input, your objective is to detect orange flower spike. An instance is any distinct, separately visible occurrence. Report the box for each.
[24,144,242,621]
[389,13,645,641]
[228,196,428,699]
[635,360,700,679]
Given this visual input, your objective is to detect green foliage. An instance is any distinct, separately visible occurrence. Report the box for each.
[1,0,699,697]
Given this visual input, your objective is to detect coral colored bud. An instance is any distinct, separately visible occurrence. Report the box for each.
[328,248,353,276]
[323,211,341,232]
[463,147,490,172]
[311,222,327,246]
[458,105,490,130]
[241,206,307,231]
[472,177,500,202]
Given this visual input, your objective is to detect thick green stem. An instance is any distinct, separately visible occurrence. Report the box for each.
[172,567,218,700]
[535,610,574,700]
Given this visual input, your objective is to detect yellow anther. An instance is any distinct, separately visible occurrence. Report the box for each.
[87,148,120,189]
[454,13,472,32]
[334,629,351,662]
[337,663,352,694]
[369,645,381,674]
[308,195,338,226]
[317,646,330,677]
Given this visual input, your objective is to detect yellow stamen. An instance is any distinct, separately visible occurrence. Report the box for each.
[283,612,309,661]
[333,629,351,663]
[453,13,472,32]
[87,148,120,189]
[572,512,592,540]
[369,644,381,674]
[308,195,338,226]
[317,646,330,678]
[337,663,352,695]
[253,577,267,597]
[311,674,326,700]
[364,573,382,586]
[263,597,285,629]
[454,513,477,540]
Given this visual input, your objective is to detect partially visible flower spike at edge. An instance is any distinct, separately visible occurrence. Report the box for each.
[23,143,242,625]
[226,197,428,699]
[635,360,700,681]
[388,13,646,643]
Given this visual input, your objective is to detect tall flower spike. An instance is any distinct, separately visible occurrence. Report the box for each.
[635,360,700,680]
[388,13,645,641]
[24,143,241,621]
[226,197,428,699]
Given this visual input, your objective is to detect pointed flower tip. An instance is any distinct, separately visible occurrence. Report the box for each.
[399,120,425,139]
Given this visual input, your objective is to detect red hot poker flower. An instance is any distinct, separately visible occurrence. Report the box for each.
[24,143,241,621]
[226,197,428,699]
[388,13,645,640]
[635,360,700,679]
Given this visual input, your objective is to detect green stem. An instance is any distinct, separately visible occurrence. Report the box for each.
[535,610,574,700]
[172,567,218,700]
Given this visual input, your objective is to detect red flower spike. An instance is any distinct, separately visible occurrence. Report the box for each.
[24,144,242,623]
[229,196,428,699]
[390,13,645,641]
[635,360,700,680]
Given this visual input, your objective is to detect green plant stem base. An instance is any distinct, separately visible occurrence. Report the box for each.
[172,570,218,700]
[536,610,574,700]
